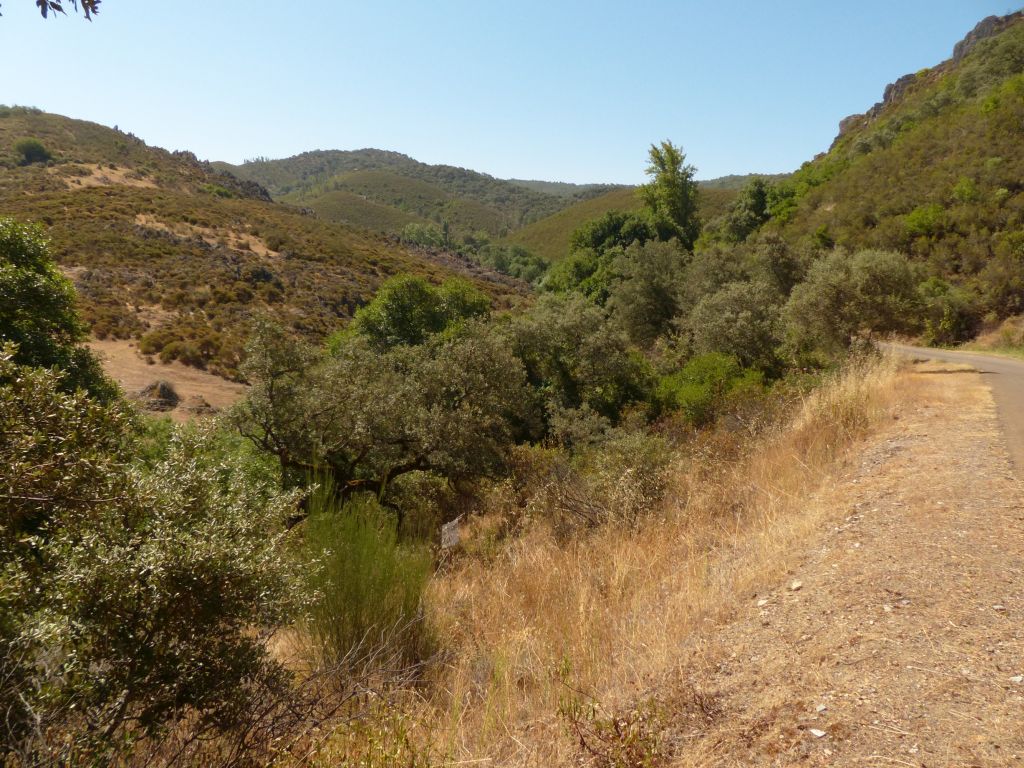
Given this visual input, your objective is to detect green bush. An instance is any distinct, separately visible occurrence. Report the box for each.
[303,485,433,671]
[656,352,763,426]
[0,217,116,399]
[13,138,51,166]
[0,349,302,763]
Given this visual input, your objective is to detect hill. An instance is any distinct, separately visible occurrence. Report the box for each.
[218,149,602,238]
[765,11,1024,315]
[504,181,747,262]
[0,108,526,380]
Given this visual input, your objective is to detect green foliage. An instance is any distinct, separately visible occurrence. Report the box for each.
[500,294,652,430]
[639,140,701,250]
[13,138,50,165]
[608,240,689,346]
[784,249,923,355]
[235,318,530,519]
[541,246,620,304]
[505,187,644,262]
[656,352,763,426]
[917,276,980,344]
[904,203,946,238]
[0,348,300,763]
[722,177,771,242]
[303,485,433,670]
[0,217,115,398]
[569,210,659,253]
[465,242,548,282]
[347,275,491,350]
[685,281,784,372]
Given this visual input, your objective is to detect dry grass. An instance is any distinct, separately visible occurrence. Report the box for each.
[313,355,905,766]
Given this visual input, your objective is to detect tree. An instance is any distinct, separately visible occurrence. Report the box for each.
[0,347,300,764]
[685,281,784,372]
[724,177,771,242]
[608,240,688,347]
[233,320,530,526]
[345,274,490,350]
[500,293,652,429]
[639,140,701,250]
[0,217,115,399]
[0,1,99,17]
[784,249,923,355]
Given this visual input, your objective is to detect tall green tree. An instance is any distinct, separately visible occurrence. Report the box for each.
[0,217,115,399]
[639,140,701,250]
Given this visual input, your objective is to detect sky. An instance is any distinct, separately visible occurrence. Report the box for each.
[0,1,1019,183]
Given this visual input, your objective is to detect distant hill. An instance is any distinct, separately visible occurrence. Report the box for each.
[697,173,788,190]
[217,149,608,237]
[504,181,748,262]
[766,10,1024,300]
[507,178,623,199]
[0,108,525,379]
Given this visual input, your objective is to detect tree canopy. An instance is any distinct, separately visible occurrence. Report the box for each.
[638,140,701,250]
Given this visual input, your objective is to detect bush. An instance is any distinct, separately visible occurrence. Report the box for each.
[0,349,302,764]
[0,217,115,399]
[13,138,51,166]
[685,281,783,372]
[656,352,763,426]
[347,274,490,349]
[784,249,923,356]
[303,486,433,671]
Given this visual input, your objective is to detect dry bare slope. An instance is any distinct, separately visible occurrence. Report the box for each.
[669,362,1024,766]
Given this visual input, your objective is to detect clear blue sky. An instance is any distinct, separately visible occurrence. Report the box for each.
[0,0,1018,183]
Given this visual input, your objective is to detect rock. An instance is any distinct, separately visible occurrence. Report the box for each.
[182,394,218,416]
[757,598,769,607]
[1010,675,1023,684]
[790,580,803,592]
[816,704,828,713]
[133,380,180,411]
[809,728,827,738]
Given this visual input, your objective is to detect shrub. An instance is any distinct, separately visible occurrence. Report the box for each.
[685,281,783,372]
[0,349,302,764]
[784,249,923,356]
[347,274,490,349]
[656,352,763,426]
[13,138,51,166]
[303,486,433,671]
[0,217,115,399]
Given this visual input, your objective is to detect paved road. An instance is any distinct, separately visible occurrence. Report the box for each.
[885,342,1024,472]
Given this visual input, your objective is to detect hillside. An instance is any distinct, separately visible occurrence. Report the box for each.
[766,11,1024,314]
[0,108,525,379]
[504,182,745,262]
[218,149,605,237]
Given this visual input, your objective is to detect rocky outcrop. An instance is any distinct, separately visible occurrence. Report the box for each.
[953,13,1023,63]
[134,380,180,412]
[833,11,1024,146]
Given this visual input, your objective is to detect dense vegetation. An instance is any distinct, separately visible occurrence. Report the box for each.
[712,11,1024,338]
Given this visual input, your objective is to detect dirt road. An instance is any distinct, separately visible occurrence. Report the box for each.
[886,343,1024,472]
[671,362,1024,766]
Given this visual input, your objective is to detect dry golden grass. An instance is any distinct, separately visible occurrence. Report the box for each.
[314,355,905,766]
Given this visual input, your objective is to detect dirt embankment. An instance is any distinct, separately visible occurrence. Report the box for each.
[669,362,1024,766]
[88,339,246,422]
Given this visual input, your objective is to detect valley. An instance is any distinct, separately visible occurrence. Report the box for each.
[2,5,1024,767]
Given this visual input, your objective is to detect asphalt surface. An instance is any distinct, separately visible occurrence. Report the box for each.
[885,342,1024,473]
